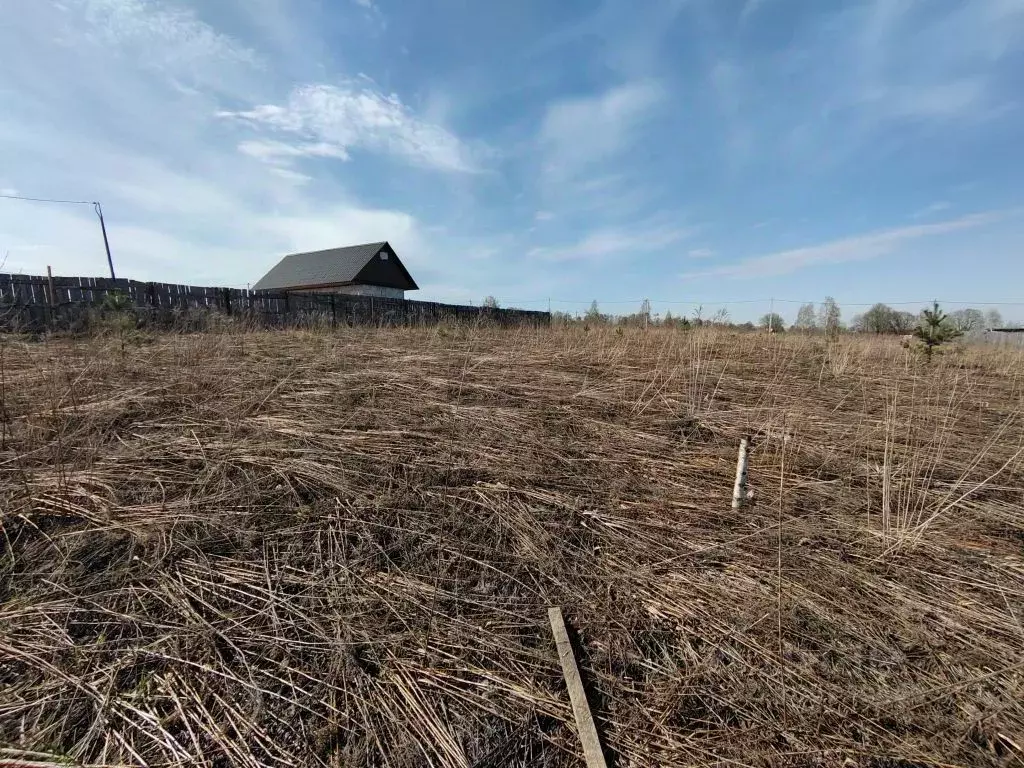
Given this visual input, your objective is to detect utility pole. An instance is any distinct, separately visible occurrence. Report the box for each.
[94,202,116,279]
[0,194,116,279]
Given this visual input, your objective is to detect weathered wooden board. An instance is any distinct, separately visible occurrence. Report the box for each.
[548,607,609,768]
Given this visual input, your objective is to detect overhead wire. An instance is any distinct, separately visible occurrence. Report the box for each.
[0,193,96,205]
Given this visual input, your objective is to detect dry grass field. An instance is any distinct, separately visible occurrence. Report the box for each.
[1,325,1022,767]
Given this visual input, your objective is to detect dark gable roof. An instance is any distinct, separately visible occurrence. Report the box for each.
[253,241,419,292]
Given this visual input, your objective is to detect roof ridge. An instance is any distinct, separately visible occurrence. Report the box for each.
[283,241,387,259]
[252,241,416,292]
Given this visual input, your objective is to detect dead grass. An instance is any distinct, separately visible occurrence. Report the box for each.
[0,325,1022,767]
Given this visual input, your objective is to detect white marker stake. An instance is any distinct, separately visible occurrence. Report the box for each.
[732,437,750,510]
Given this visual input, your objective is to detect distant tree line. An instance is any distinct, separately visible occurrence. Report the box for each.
[506,296,1009,340]
[847,304,1003,336]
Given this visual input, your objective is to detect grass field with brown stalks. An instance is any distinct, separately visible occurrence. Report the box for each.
[1,325,1022,768]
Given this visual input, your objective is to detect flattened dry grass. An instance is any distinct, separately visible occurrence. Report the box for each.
[0,325,1022,767]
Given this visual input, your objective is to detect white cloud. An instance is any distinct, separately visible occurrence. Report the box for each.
[733,0,1024,174]
[528,223,689,262]
[534,210,555,222]
[852,0,1020,122]
[66,0,259,95]
[261,206,419,258]
[682,211,1008,280]
[221,82,481,172]
[688,248,715,259]
[73,0,252,57]
[539,81,663,179]
[269,167,314,185]
[238,139,351,163]
[872,79,988,120]
[911,201,952,219]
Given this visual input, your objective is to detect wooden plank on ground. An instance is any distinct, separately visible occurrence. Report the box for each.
[548,607,609,768]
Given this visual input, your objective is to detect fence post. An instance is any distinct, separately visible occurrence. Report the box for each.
[331,294,337,329]
[46,266,56,328]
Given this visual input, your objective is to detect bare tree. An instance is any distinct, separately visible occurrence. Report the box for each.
[985,308,1004,329]
[820,297,842,338]
[639,299,651,329]
[855,304,891,333]
[894,311,917,334]
[793,303,818,331]
[948,308,985,335]
[857,303,915,334]
[759,312,786,333]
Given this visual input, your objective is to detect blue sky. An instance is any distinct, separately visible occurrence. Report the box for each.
[1,0,1023,322]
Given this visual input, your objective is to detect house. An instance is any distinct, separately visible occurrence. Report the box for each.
[252,242,418,300]
[987,327,1024,347]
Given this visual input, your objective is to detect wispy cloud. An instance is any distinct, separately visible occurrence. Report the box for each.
[716,0,1024,175]
[682,211,1008,280]
[528,222,689,262]
[872,79,988,121]
[221,81,482,172]
[268,167,313,185]
[238,139,351,163]
[688,247,715,259]
[539,81,663,179]
[911,201,952,219]
[740,0,768,23]
[68,0,259,92]
[852,0,1019,123]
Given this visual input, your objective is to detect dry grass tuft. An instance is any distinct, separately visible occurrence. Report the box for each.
[1,326,1022,767]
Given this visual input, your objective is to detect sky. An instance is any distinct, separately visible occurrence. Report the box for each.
[1,0,1023,322]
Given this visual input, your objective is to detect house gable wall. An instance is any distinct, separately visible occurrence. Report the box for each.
[353,245,418,291]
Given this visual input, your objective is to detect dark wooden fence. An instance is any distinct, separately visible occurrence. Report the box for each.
[0,273,549,331]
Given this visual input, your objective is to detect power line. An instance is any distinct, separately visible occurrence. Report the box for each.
[498,297,1024,308]
[506,297,773,306]
[0,193,117,279]
[0,193,94,205]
